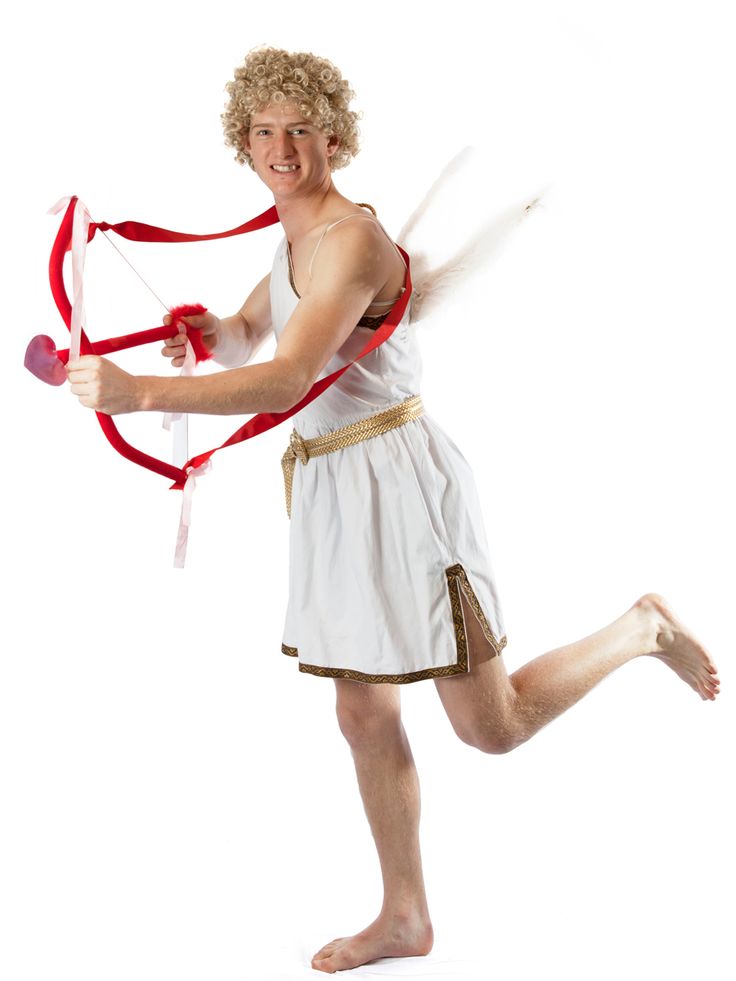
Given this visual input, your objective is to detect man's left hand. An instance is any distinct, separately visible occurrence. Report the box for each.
[66,355,141,415]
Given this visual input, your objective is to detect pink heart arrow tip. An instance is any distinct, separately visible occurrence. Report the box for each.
[24,335,67,386]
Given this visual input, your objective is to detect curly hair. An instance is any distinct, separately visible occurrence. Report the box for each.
[221,46,362,172]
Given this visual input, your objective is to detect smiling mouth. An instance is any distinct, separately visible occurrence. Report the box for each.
[271,164,299,173]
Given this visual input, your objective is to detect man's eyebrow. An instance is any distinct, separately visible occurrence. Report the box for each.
[250,120,311,129]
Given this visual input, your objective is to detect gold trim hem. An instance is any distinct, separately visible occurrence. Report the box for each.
[280,562,507,685]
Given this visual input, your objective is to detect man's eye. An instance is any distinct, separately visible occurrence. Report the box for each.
[256,129,269,136]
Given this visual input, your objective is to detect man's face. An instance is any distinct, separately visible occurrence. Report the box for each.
[245,100,339,197]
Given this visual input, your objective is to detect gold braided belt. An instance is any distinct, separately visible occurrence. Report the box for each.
[280,394,424,519]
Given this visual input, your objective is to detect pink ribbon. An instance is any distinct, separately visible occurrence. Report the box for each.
[162,337,196,470]
[48,196,91,365]
[173,460,212,568]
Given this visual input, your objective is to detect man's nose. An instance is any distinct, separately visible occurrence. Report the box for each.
[274,131,295,157]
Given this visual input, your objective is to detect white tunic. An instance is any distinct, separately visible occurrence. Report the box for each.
[272,215,507,684]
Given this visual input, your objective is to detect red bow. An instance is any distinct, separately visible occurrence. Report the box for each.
[42,195,413,492]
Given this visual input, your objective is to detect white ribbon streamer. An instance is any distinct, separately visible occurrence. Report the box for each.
[162,336,196,466]
[173,460,212,569]
[48,196,91,364]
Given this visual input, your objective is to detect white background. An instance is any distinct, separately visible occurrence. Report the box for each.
[2,2,734,979]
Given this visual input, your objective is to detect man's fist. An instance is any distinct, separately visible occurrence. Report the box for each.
[162,310,221,367]
[66,355,140,415]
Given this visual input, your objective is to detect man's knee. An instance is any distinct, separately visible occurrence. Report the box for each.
[334,680,402,748]
[473,728,521,755]
[455,712,524,755]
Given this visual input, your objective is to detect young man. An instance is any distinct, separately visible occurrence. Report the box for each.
[66,46,720,975]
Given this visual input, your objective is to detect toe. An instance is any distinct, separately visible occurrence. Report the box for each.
[312,939,345,967]
[311,958,336,975]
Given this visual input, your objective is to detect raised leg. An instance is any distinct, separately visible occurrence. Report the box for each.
[435,591,720,754]
[310,679,434,974]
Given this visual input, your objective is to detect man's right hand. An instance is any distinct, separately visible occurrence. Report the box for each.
[162,311,221,367]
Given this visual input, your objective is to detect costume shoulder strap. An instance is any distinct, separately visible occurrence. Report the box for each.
[307,203,407,280]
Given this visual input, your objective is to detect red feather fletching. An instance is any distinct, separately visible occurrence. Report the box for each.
[168,303,212,363]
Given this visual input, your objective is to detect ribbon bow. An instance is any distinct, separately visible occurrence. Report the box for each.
[27,195,413,564]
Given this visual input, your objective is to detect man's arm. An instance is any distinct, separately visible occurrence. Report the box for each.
[135,220,392,415]
[212,273,273,368]
[272,218,393,402]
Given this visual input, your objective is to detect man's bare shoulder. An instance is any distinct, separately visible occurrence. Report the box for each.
[306,215,390,296]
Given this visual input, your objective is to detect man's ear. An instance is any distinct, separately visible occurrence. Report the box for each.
[326,134,340,157]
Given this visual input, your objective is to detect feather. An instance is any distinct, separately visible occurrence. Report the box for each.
[395,146,549,325]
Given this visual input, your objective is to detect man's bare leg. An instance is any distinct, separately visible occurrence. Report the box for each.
[311,683,433,974]
[310,591,720,973]
[435,591,720,754]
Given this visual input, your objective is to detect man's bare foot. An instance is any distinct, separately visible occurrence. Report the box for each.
[310,908,434,974]
[636,593,721,701]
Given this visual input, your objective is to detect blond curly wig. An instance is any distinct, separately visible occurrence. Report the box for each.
[221,46,362,172]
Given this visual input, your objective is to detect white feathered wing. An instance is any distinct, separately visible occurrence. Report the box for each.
[395,146,549,325]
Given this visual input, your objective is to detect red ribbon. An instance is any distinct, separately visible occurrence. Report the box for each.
[49,196,413,491]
